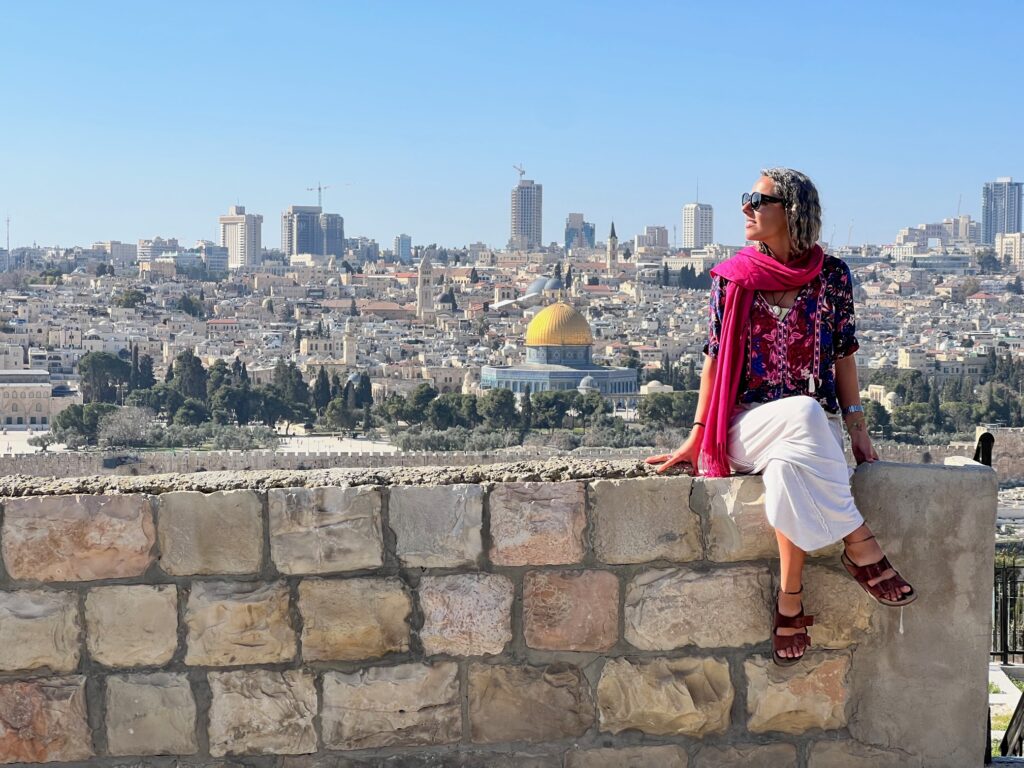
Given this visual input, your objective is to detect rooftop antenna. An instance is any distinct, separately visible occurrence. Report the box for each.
[847,219,854,247]
[957,194,962,218]
[4,216,9,271]
[307,182,332,208]
[513,164,526,181]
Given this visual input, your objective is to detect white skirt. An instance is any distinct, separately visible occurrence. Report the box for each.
[726,396,865,552]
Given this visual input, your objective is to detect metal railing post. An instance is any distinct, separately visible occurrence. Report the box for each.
[1003,565,1010,666]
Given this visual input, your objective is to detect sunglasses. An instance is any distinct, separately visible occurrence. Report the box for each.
[742,192,787,211]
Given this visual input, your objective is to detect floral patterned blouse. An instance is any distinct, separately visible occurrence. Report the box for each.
[703,255,859,414]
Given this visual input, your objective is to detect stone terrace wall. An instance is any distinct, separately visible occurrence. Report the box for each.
[0,459,996,768]
[0,440,974,480]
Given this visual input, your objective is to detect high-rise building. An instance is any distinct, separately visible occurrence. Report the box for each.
[281,206,345,258]
[682,203,714,249]
[218,206,263,270]
[320,213,344,258]
[510,179,543,251]
[564,214,596,251]
[394,234,413,264]
[982,177,1023,245]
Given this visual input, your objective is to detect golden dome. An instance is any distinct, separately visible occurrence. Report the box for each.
[525,302,594,347]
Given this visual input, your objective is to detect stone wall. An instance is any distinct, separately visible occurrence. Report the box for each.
[0,459,996,767]
[0,439,974,480]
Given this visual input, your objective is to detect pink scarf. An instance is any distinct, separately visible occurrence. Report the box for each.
[699,244,825,477]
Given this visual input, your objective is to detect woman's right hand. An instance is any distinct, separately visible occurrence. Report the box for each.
[645,430,702,474]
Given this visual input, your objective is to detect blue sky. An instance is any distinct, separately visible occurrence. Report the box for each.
[2,1,1020,252]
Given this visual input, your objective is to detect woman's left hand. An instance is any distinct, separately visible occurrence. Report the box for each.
[850,428,878,465]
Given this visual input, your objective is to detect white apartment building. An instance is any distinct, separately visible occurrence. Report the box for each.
[219,206,263,270]
[635,225,669,249]
[996,232,1024,270]
[137,237,179,263]
[682,203,713,249]
[93,241,138,266]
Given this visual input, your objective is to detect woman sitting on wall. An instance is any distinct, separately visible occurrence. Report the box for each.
[645,167,916,666]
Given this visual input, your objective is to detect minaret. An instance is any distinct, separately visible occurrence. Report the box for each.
[416,250,434,322]
[606,221,618,273]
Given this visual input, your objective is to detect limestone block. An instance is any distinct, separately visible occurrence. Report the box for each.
[488,481,585,566]
[589,477,701,564]
[700,477,776,562]
[186,581,295,666]
[418,573,513,657]
[745,652,850,734]
[298,577,410,661]
[268,486,383,574]
[105,673,197,756]
[693,744,797,768]
[85,584,178,668]
[284,753,561,768]
[2,493,155,581]
[0,590,79,673]
[208,669,317,756]
[0,677,91,763]
[468,663,594,743]
[807,740,908,767]
[801,564,874,649]
[322,662,460,750]
[597,656,732,737]
[523,570,618,651]
[388,484,483,567]
[565,745,689,767]
[624,565,771,649]
[157,490,262,575]
[699,477,840,561]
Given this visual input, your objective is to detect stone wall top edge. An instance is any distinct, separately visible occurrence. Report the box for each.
[0,458,992,497]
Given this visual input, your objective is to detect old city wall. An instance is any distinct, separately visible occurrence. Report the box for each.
[0,440,978,479]
[0,459,996,767]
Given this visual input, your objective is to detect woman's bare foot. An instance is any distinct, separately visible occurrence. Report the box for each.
[843,526,913,603]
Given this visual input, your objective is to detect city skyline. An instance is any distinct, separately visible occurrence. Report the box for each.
[2,2,1022,250]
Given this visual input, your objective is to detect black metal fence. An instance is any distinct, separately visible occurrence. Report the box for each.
[993,561,1024,663]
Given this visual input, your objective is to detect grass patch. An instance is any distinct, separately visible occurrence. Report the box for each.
[991,681,1003,694]
[993,711,1013,732]
[1013,678,1024,693]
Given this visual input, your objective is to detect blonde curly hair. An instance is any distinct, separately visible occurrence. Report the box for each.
[759,167,822,255]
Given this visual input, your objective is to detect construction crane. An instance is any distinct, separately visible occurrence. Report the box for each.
[513,164,525,181]
[307,182,332,208]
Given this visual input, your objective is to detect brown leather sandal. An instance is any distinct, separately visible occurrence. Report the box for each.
[841,535,917,607]
[773,586,814,667]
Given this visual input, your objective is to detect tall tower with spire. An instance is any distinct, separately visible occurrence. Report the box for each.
[605,222,618,272]
[416,250,434,322]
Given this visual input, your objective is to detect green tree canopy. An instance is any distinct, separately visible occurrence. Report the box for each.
[479,388,518,430]
[78,352,131,404]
